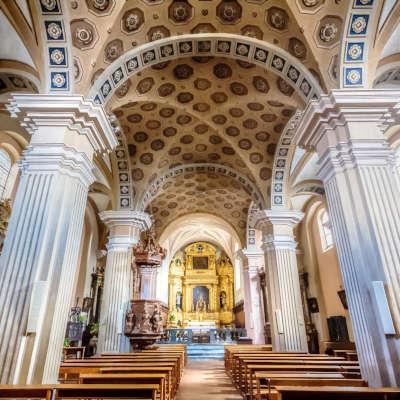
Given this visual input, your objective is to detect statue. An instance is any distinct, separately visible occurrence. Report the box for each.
[150,304,163,333]
[140,309,152,333]
[195,294,206,313]
[220,291,227,311]
[124,306,136,335]
[176,291,182,311]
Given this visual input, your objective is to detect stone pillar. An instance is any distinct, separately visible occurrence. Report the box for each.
[0,94,117,384]
[98,211,151,354]
[296,90,400,386]
[241,249,265,344]
[255,210,308,352]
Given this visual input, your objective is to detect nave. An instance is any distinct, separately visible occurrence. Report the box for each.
[1,0,400,396]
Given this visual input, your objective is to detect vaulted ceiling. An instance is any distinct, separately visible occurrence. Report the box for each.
[3,0,400,243]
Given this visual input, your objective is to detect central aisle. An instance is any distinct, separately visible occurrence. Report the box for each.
[176,359,242,400]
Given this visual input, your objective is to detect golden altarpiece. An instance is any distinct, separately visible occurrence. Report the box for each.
[168,242,234,328]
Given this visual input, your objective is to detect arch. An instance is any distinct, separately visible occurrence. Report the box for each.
[339,0,381,88]
[36,0,74,93]
[271,110,303,208]
[88,33,322,105]
[136,162,266,211]
[109,115,135,210]
[156,212,242,304]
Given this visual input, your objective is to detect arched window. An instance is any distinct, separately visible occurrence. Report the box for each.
[318,209,334,251]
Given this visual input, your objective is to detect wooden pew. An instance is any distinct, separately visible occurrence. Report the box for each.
[0,384,161,400]
[100,366,177,396]
[254,374,366,400]
[274,386,400,400]
[55,383,160,400]
[80,373,168,400]
[0,385,53,399]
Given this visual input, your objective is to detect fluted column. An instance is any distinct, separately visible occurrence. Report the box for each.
[98,211,151,354]
[255,210,308,352]
[240,250,265,344]
[0,94,117,384]
[296,90,400,386]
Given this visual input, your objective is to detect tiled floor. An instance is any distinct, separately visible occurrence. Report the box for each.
[176,359,243,399]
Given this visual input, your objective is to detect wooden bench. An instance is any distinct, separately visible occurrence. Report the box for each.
[80,373,168,400]
[275,386,400,400]
[0,385,53,399]
[0,384,160,400]
[254,374,366,400]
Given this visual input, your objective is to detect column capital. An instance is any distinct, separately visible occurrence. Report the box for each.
[7,93,118,155]
[295,90,399,182]
[295,89,400,150]
[100,210,152,250]
[254,209,304,232]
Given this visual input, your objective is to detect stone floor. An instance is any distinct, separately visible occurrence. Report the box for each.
[176,359,243,400]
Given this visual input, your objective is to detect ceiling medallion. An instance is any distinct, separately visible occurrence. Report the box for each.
[173,64,194,79]
[169,0,193,24]
[230,82,248,96]
[288,38,307,59]
[253,76,269,93]
[216,0,242,24]
[147,26,170,42]
[194,78,211,90]
[163,127,177,137]
[136,77,155,94]
[277,77,294,96]
[241,25,263,40]
[71,19,98,50]
[86,0,114,14]
[213,63,232,79]
[121,8,145,34]
[267,7,289,31]
[211,92,228,103]
[104,39,123,63]
[158,83,176,97]
[320,22,338,42]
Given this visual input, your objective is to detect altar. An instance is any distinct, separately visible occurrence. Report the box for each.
[168,242,234,328]
[186,321,216,330]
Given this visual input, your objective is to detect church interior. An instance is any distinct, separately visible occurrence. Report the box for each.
[0,0,400,398]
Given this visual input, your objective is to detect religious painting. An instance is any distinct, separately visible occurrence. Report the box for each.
[193,256,208,269]
[307,297,319,313]
[193,286,209,312]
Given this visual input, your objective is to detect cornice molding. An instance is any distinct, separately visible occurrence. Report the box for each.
[100,210,152,232]
[6,94,118,154]
[295,89,400,150]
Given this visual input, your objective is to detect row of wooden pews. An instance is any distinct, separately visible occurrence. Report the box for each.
[0,344,186,400]
[224,345,400,400]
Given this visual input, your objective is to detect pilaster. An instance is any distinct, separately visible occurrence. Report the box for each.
[98,210,151,353]
[296,89,400,386]
[255,209,308,352]
[0,94,116,384]
[240,249,265,344]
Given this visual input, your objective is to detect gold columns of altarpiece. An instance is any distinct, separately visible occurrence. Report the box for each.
[168,242,234,328]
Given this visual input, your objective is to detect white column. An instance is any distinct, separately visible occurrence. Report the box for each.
[98,211,151,354]
[296,89,400,386]
[0,94,117,384]
[240,250,265,344]
[255,210,308,352]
